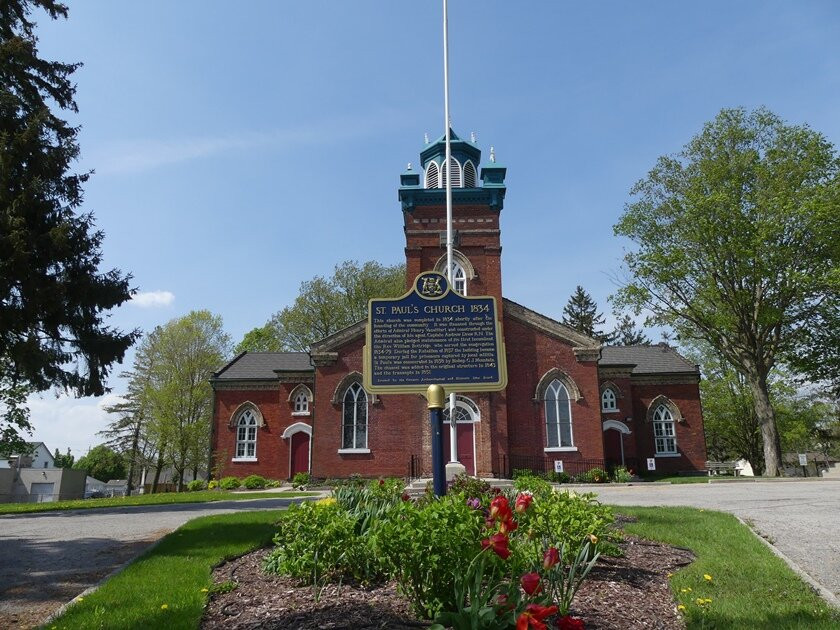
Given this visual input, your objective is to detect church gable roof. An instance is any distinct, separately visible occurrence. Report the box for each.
[599,345,699,375]
[212,351,313,381]
[309,319,367,355]
[502,298,601,348]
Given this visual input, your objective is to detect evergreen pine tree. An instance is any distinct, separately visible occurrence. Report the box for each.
[561,286,611,342]
[610,314,651,346]
[1,1,136,453]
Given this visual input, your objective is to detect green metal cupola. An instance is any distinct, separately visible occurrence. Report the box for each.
[399,129,507,212]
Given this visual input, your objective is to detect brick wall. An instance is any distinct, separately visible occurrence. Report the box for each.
[504,316,604,464]
[630,382,707,473]
[212,382,313,480]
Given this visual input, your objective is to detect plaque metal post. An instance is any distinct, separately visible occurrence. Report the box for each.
[427,384,447,497]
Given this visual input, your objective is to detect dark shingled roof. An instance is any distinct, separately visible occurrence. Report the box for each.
[599,345,698,375]
[212,352,313,380]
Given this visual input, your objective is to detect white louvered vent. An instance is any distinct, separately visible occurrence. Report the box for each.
[425,161,439,189]
[463,160,477,188]
[441,157,462,188]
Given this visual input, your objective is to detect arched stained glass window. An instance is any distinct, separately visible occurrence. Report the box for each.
[601,388,617,412]
[652,405,677,454]
[545,380,573,448]
[342,383,367,449]
[236,409,258,459]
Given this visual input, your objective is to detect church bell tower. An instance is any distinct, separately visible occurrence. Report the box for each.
[398,130,507,309]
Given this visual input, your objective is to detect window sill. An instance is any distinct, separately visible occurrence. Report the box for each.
[544,447,578,453]
[231,457,257,462]
[337,448,370,454]
[601,409,620,414]
[291,411,311,417]
[655,453,681,458]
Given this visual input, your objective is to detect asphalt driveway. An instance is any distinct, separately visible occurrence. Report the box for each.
[590,480,840,602]
[0,496,311,629]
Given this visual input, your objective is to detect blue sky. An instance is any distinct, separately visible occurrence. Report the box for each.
[25,1,840,456]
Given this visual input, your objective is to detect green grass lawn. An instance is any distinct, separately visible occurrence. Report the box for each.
[618,506,840,629]
[46,504,840,630]
[47,510,285,630]
[0,490,316,515]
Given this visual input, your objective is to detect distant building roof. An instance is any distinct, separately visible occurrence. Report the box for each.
[212,352,313,381]
[599,344,699,375]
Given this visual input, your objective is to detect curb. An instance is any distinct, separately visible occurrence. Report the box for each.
[735,516,840,610]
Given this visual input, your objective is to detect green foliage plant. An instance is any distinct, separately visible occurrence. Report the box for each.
[583,468,608,483]
[207,480,218,490]
[611,466,633,483]
[219,476,240,490]
[186,479,206,492]
[512,473,553,498]
[370,496,485,618]
[265,479,282,488]
[242,474,267,490]
[291,472,310,488]
[448,473,492,501]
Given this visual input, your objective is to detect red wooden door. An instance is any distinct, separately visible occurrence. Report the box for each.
[290,432,310,477]
[442,423,475,475]
[603,429,623,467]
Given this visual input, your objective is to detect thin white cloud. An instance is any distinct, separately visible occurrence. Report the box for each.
[131,290,175,308]
[27,392,125,457]
[93,109,409,175]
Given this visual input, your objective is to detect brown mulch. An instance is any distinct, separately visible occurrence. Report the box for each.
[201,528,694,630]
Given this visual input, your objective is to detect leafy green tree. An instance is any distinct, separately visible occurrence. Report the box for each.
[0,0,137,455]
[561,286,611,342]
[142,311,231,491]
[785,297,840,399]
[239,260,405,352]
[74,444,126,482]
[53,447,73,468]
[614,108,840,476]
[610,313,650,346]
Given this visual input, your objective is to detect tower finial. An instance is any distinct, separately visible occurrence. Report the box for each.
[490,146,496,163]
[470,131,476,143]
[424,132,430,144]
[407,162,412,171]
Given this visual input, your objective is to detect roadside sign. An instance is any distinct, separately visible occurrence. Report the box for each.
[646,457,656,471]
[798,453,808,466]
[554,460,564,473]
[364,272,507,394]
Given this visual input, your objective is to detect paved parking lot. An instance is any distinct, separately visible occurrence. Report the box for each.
[590,480,840,601]
[0,497,310,629]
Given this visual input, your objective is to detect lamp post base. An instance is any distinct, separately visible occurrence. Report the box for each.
[445,461,466,481]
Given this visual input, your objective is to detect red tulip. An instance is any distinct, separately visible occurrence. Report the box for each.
[555,615,585,630]
[520,572,542,595]
[499,516,519,534]
[400,492,410,502]
[517,603,559,630]
[490,496,511,520]
[515,492,534,513]
[543,547,560,570]
[481,532,511,560]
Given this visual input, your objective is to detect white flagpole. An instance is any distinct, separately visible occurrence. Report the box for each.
[442,0,458,467]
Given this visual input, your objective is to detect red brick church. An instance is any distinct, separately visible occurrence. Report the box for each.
[210,132,707,480]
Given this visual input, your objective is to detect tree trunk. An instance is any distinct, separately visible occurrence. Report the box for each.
[746,370,783,476]
[125,419,141,497]
[176,456,186,492]
[152,450,166,493]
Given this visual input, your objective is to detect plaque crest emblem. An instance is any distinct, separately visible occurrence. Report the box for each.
[418,273,445,297]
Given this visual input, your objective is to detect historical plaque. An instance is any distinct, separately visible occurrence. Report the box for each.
[363,271,507,394]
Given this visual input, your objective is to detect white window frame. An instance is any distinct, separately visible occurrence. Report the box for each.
[425,160,440,189]
[653,404,677,455]
[293,390,310,416]
[450,260,467,296]
[233,409,258,461]
[544,379,576,451]
[339,382,369,453]
[601,388,618,413]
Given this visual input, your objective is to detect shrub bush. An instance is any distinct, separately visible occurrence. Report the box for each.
[583,467,609,483]
[243,474,267,489]
[219,476,241,490]
[207,480,218,490]
[546,470,571,484]
[448,473,492,500]
[291,472,310,488]
[186,479,206,492]
[265,479,282,488]
[612,466,633,483]
[263,500,385,583]
[513,473,553,498]
[370,495,486,619]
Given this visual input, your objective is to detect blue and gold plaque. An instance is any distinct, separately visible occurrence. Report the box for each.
[363,272,507,394]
